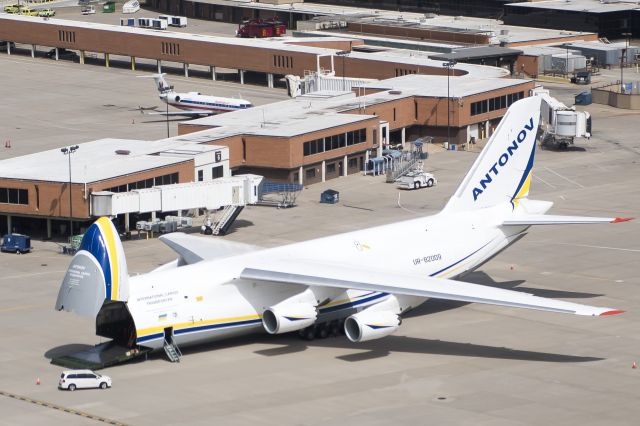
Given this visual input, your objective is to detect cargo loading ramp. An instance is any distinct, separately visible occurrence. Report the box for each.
[51,341,151,370]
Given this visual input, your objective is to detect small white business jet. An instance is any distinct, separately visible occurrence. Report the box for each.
[143,73,253,116]
[56,96,630,356]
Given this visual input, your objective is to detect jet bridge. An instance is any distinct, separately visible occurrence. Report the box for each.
[531,87,592,148]
[91,175,262,217]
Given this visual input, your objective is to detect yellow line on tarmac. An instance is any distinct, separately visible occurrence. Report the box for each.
[0,304,50,314]
[0,390,129,426]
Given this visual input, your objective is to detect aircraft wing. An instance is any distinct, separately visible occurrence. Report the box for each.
[160,233,260,265]
[146,110,215,117]
[241,260,622,316]
[502,215,633,226]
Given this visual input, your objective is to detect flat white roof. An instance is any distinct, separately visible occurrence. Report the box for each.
[359,74,531,98]
[192,0,596,44]
[179,93,376,141]
[0,14,339,55]
[0,138,226,183]
[562,40,637,51]
[519,45,583,56]
[506,0,640,13]
[180,74,530,143]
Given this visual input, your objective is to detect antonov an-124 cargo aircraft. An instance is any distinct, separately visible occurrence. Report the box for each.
[56,96,631,361]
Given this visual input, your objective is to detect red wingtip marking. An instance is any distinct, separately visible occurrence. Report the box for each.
[600,310,625,316]
[611,217,634,223]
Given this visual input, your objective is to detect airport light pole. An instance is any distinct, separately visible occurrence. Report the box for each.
[61,145,79,242]
[442,60,457,146]
[335,50,350,91]
[621,32,632,92]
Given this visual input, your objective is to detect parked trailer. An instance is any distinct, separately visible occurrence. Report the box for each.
[137,18,167,30]
[120,17,136,27]
[159,15,187,27]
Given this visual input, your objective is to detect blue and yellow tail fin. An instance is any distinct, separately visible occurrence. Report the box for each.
[55,217,129,317]
[443,96,542,213]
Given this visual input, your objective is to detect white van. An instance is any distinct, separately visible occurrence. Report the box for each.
[58,370,112,391]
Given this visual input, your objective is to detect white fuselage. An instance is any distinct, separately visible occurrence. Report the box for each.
[160,91,252,114]
[129,202,540,349]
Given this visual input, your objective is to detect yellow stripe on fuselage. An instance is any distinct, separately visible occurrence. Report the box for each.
[136,313,261,338]
[97,217,119,300]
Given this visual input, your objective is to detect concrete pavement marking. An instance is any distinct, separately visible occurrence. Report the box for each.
[525,240,640,253]
[542,166,585,188]
[0,390,129,426]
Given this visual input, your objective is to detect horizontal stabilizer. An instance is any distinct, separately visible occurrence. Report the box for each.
[241,260,622,317]
[160,233,259,265]
[503,215,634,226]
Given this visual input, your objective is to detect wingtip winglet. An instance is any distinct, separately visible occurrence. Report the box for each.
[599,309,625,316]
[611,217,634,224]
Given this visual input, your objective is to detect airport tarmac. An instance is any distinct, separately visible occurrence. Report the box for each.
[1,56,640,425]
[0,54,289,159]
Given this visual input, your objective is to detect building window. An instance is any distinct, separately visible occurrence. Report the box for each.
[305,168,315,179]
[0,188,28,205]
[161,42,180,56]
[104,172,178,193]
[471,91,526,117]
[304,129,366,157]
[326,163,336,173]
[274,55,292,69]
[58,31,76,43]
[212,166,223,179]
[348,158,358,168]
[198,170,204,181]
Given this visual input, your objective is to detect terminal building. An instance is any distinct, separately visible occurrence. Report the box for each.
[0,139,230,237]
[176,73,534,183]
[0,11,545,238]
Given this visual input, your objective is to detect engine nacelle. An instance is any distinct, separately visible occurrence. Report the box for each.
[344,295,402,343]
[166,94,181,103]
[262,288,321,334]
[262,303,317,334]
[344,310,400,342]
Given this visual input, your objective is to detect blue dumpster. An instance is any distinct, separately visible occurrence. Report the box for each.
[575,91,592,105]
[1,233,31,253]
[320,189,339,204]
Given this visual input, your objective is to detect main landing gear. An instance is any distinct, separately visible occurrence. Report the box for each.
[298,319,344,341]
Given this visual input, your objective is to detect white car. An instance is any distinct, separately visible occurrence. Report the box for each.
[58,369,112,391]
[395,170,437,190]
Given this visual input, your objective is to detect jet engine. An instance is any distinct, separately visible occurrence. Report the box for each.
[344,296,401,343]
[262,289,318,334]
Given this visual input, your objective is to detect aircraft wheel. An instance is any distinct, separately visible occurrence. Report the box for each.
[329,320,341,337]
[300,326,315,341]
[317,324,329,339]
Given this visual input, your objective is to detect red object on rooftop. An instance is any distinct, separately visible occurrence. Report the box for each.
[237,18,286,38]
